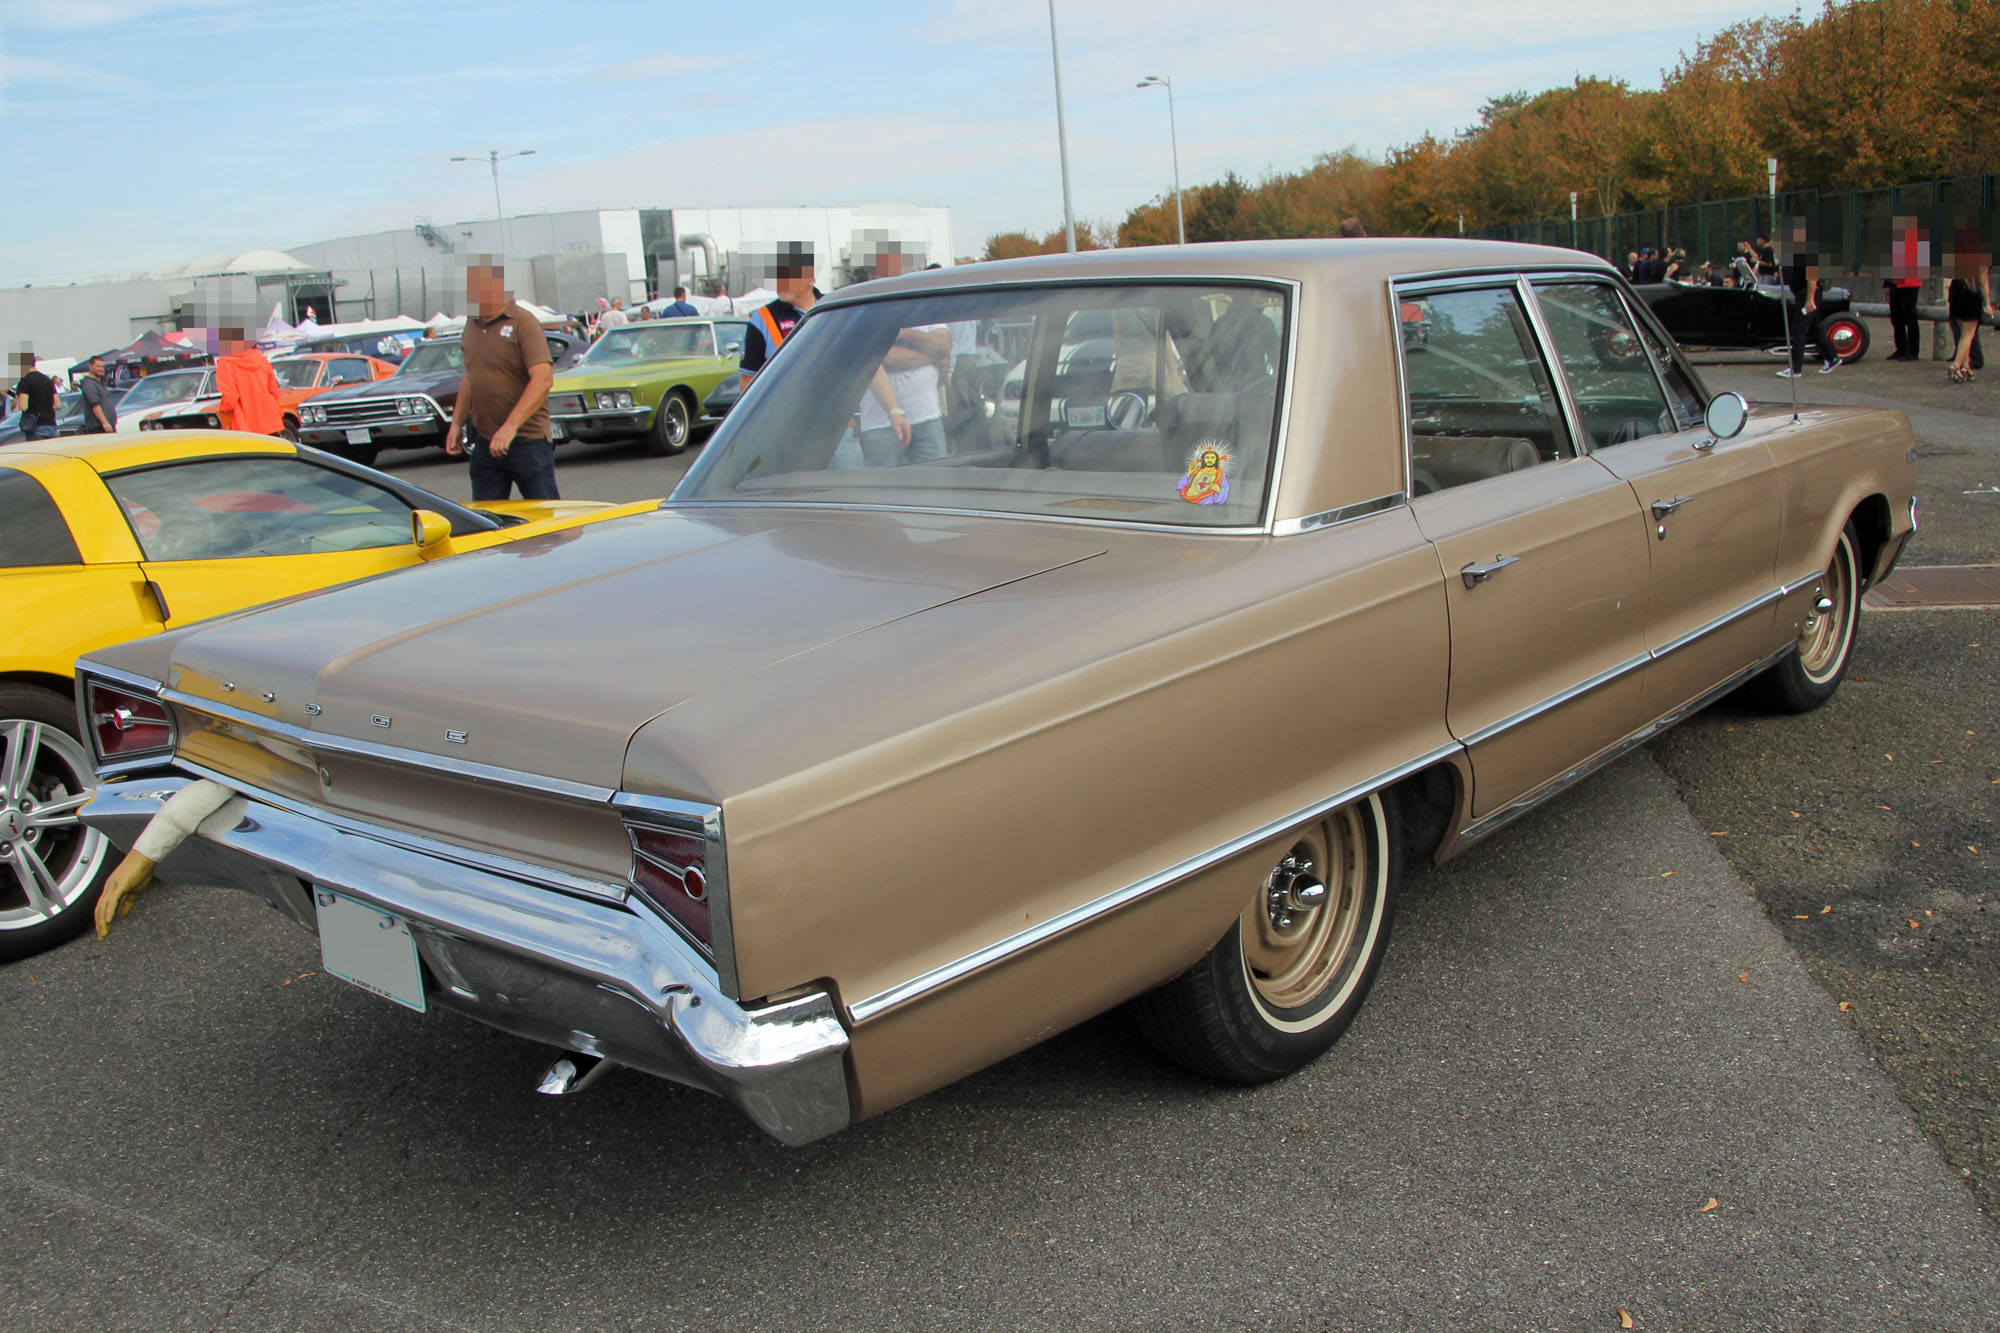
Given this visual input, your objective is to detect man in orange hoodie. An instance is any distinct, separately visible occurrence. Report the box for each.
[215,325,284,435]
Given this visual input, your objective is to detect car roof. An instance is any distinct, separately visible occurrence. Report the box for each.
[831,237,1614,301]
[0,432,297,476]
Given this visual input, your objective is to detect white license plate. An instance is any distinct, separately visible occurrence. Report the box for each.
[345,427,372,445]
[315,889,425,1012]
[549,420,566,440]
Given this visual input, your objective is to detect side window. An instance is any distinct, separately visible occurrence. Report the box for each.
[325,358,372,385]
[1399,285,1575,496]
[0,469,83,567]
[718,322,747,356]
[104,457,415,561]
[1532,281,1676,448]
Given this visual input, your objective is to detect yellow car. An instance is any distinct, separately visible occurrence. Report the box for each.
[0,432,655,960]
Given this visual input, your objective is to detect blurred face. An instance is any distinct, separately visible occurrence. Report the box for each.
[776,266,813,303]
[89,357,105,376]
[467,263,508,315]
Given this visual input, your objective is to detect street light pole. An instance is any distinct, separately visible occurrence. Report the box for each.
[1137,75,1184,245]
[1046,0,1077,253]
[451,149,536,256]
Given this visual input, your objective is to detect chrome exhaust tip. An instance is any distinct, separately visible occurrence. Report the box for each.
[536,1054,615,1096]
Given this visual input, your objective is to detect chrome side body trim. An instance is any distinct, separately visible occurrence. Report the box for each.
[76,777,849,1146]
[159,689,618,807]
[847,740,1463,1023]
[1459,651,1652,749]
[1458,578,1793,750]
[1452,643,1792,849]
[1271,491,1406,536]
[665,498,1269,538]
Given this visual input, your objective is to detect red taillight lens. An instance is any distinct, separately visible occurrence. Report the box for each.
[628,824,711,949]
[87,680,174,760]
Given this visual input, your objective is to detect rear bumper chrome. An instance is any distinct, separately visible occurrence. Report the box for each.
[80,777,851,1145]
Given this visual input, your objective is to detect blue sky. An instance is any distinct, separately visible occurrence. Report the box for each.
[0,0,1803,285]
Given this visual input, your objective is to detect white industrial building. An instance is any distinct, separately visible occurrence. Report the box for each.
[1,203,953,364]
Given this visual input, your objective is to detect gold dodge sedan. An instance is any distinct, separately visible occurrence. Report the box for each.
[75,241,1916,1144]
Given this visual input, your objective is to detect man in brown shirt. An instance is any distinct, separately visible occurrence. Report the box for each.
[445,258,558,499]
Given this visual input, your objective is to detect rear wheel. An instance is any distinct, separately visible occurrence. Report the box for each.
[1128,794,1399,1082]
[645,391,693,457]
[0,684,111,962]
[1750,521,1861,713]
[1819,313,1869,364]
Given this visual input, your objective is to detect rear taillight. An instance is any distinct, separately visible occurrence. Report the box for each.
[627,823,711,950]
[85,678,174,763]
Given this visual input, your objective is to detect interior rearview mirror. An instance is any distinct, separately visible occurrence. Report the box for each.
[1704,391,1748,441]
[411,508,452,550]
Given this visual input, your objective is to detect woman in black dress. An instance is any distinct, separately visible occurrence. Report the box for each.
[1947,239,1989,383]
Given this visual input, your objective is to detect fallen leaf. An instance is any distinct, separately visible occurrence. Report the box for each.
[1661,870,1677,878]
[1794,914,1809,919]
[1875,804,1893,811]
[1698,1197,1719,1213]
[1912,840,1923,848]
[1619,1309,1635,1329]
[1839,1001,1853,1012]
[1789,810,1802,818]
[1885,753,1895,761]
[1738,972,1750,983]
[1710,830,1729,836]
[1821,905,1833,914]
[1908,920,1923,930]
[1971,846,1982,855]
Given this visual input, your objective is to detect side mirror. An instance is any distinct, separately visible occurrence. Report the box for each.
[723,342,741,355]
[1703,391,1748,442]
[411,508,452,551]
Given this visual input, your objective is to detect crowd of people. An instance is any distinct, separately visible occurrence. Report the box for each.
[1621,217,1991,384]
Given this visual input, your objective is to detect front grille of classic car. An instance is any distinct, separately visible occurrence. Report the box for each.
[315,397,434,428]
[548,393,585,416]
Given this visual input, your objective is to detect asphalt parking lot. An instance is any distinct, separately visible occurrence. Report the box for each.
[4,338,1997,1331]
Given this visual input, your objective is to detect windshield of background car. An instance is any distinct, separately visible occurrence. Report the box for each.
[104,456,416,560]
[585,324,716,364]
[400,343,462,376]
[271,359,320,390]
[115,371,204,410]
[675,283,1287,528]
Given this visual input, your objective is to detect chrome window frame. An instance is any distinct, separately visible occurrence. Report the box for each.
[669,274,1303,537]
[1389,273,1586,486]
[1520,274,1689,452]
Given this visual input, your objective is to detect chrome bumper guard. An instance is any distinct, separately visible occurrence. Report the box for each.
[549,406,654,426]
[80,777,851,1145]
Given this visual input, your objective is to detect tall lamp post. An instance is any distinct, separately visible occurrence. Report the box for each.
[1046,0,1077,252]
[1137,75,1184,245]
[451,148,535,255]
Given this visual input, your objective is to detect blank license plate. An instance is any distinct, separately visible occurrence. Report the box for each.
[345,428,372,445]
[316,889,425,1012]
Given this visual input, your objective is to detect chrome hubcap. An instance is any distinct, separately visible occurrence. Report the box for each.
[0,719,107,927]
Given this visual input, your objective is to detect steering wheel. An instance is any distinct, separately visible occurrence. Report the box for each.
[1106,390,1152,431]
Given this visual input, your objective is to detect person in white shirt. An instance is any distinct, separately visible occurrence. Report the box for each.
[855,247,949,466]
[598,298,630,336]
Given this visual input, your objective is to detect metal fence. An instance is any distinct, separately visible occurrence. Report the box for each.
[1479,174,1998,288]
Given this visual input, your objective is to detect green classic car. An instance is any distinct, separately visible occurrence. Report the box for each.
[547,318,749,456]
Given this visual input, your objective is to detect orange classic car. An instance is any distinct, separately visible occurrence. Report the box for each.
[148,352,396,440]
[75,240,1916,1144]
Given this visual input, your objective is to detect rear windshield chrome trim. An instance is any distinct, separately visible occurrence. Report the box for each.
[159,689,617,807]
[848,740,1463,1023]
[660,499,1268,537]
[1272,491,1405,536]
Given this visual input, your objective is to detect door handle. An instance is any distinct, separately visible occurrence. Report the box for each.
[1651,495,1694,519]
[1461,555,1520,588]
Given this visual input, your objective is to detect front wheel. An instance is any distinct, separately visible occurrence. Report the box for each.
[645,392,693,456]
[0,684,113,962]
[1749,521,1861,713]
[1127,793,1399,1082]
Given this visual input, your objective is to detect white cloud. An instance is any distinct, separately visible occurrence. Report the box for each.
[600,50,742,81]
[7,0,248,28]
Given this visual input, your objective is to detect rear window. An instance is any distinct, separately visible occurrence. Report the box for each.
[0,469,83,567]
